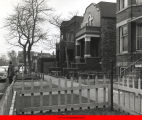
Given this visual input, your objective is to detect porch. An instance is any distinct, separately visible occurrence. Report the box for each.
[74,25,101,72]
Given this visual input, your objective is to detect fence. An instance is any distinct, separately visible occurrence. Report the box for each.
[15,75,111,115]
[114,76,142,115]
[0,77,17,115]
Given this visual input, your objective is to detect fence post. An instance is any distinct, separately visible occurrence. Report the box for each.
[79,77,81,87]
[95,75,98,84]
[79,77,82,109]
[58,78,61,88]
[87,76,90,86]
[58,78,61,107]
[103,74,106,84]
[139,95,141,114]
[133,77,135,89]
[49,78,52,107]
[127,77,130,88]
[22,76,24,92]
[31,93,34,112]
[71,77,74,106]
[40,78,43,92]
[123,92,125,107]
[118,76,120,86]
[31,79,34,92]
[64,77,67,109]
[138,78,141,90]
[103,88,106,104]
[118,90,120,106]
[65,77,67,88]
[122,76,125,86]
[95,88,98,103]
[39,92,43,113]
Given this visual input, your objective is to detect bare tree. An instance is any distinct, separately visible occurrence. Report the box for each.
[48,13,77,68]
[5,0,52,73]
[5,5,30,72]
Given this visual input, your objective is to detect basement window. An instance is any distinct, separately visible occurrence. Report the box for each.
[136,23,142,50]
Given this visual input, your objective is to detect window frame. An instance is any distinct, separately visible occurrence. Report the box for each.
[119,0,128,10]
[136,0,142,5]
[119,24,128,54]
[119,67,127,77]
[136,23,142,51]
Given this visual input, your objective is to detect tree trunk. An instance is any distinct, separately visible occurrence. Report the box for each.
[27,45,32,73]
[23,48,27,74]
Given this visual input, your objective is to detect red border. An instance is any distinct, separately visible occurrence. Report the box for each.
[0,115,142,120]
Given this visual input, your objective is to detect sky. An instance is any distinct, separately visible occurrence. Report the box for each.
[0,0,115,57]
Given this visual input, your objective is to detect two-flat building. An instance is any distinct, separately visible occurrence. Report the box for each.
[116,0,142,76]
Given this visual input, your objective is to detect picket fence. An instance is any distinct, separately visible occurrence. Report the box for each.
[0,77,17,115]
[15,75,111,115]
[114,76,142,115]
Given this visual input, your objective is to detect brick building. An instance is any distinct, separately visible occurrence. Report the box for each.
[116,0,142,76]
[56,16,83,69]
[74,2,116,73]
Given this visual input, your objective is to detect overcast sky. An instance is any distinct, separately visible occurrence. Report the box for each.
[0,0,115,56]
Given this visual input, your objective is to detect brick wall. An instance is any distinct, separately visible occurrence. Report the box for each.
[81,3,101,28]
[101,17,116,72]
[117,5,142,23]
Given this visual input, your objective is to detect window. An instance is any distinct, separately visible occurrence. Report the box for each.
[120,25,128,53]
[119,0,128,10]
[120,67,126,77]
[136,0,142,5]
[66,33,70,41]
[70,33,74,42]
[88,15,93,26]
[136,24,142,50]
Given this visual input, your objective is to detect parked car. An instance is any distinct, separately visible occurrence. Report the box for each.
[0,67,7,82]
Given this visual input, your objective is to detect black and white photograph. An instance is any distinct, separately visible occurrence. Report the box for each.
[0,0,142,116]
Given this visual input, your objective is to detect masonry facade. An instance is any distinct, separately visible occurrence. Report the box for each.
[56,16,83,69]
[116,0,142,76]
[74,2,116,73]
